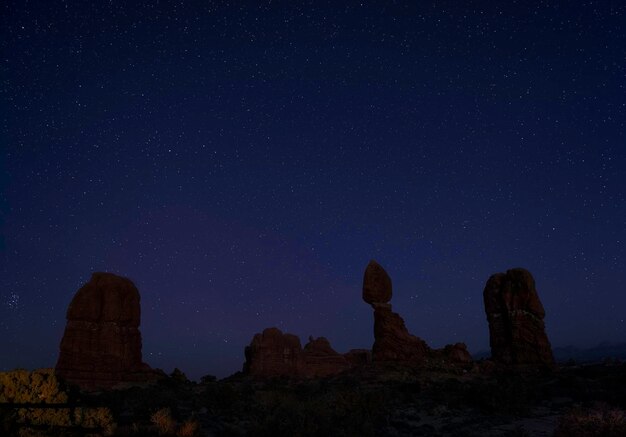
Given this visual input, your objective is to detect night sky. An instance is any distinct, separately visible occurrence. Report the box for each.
[1,1,625,379]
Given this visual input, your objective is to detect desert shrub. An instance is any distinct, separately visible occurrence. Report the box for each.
[11,406,116,435]
[148,408,201,437]
[200,374,216,384]
[16,407,72,427]
[169,369,190,385]
[0,369,68,404]
[176,418,199,437]
[554,406,626,437]
[76,407,117,435]
[151,407,176,435]
[0,368,116,435]
[17,429,49,437]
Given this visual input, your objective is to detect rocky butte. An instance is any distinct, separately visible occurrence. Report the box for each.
[243,327,368,378]
[483,268,555,369]
[55,272,162,391]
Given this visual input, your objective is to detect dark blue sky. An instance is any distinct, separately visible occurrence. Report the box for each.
[1,1,624,379]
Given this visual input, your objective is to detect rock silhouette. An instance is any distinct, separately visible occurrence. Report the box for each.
[243,328,353,378]
[363,261,430,363]
[362,260,393,304]
[243,327,302,377]
[371,302,430,362]
[483,268,555,368]
[434,343,473,365]
[55,272,161,390]
[301,337,353,378]
[343,349,372,367]
[363,260,473,368]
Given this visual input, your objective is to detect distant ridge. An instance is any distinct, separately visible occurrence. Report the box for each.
[473,342,626,363]
[553,342,626,363]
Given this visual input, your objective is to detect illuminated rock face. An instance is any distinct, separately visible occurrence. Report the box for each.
[243,328,353,378]
[483,268,555,368]
[56,272,160,390]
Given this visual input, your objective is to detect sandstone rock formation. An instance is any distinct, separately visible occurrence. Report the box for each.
[483,268,555,368]
[363,261,430,363]
[371,302,430,362]
[363,260,473,368]
[243,328,353,378]
[363,260,393,304]
[301,337,352,378]
[244,261,477,378]
[436,343,473,365]
[56,272,161,390]
[343,349,372,367]
[243,327,302,377]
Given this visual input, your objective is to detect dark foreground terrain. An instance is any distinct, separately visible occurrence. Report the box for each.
[2,361,626,437]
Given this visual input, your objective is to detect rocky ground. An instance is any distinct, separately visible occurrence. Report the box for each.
[3,361,626,436]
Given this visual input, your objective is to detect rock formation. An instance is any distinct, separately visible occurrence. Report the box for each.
[244,260,477,378]
[56,272,161,390]
[243,327,302,377]
[343,349,372,367]
[435,343,473,365]
[483,268,555,368]
[363,260,473,368]
[243,328,353,378]
[362,260,393,305]
[363,261,430,363]
[301,337,353,378]
[371,302,430,362]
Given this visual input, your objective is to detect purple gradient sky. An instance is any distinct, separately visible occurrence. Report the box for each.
[1,1,625,379]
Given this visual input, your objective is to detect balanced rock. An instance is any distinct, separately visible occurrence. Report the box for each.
[483,268,555,368]
[362,260,392,304]
[362,261,430,363]
[362,261,473,367]
[372,303,430,362]
[243,328,352,378]
[55,272,160,390]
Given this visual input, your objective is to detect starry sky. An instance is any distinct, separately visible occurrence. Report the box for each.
[1,1,625,379]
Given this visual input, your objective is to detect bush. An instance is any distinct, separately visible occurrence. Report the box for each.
[0,369,117,435]
[0,369,68,404]
[151,407,176,435]
[200,374,216,384]
[76,406,117,435]
[169,368,190,385]
[177,418,199,437]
